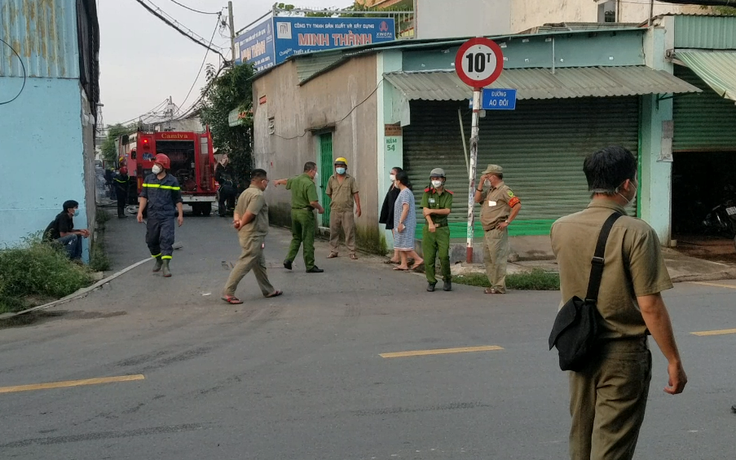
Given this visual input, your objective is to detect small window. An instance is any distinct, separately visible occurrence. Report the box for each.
[598,1,616,23]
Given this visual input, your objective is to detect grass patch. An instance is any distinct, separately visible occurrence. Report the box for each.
[0,237,92,314]
[90,210,111,272]
[453,268,560,290]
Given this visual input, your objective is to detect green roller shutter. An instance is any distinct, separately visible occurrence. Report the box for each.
[673,66,736,152]
[404,97,639,237]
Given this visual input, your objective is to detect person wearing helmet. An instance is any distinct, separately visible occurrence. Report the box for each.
[137,153,184,277]
[326,157,362,259]
[114,166,130,218]
[421,167,454,292]
[474,164,521,294]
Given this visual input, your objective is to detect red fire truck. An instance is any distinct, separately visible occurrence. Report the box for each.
[117,129,217,216]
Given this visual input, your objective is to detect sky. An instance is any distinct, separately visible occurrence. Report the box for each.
[98,0,348,126]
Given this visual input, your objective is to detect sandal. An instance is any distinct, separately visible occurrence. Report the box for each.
[265,290,283,298]
[484,288,505,294]
[327,253,338,259]
[349,254,358,260]
[393,266,409,271]
[221,295,243,304]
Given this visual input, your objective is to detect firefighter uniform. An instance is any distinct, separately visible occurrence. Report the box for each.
[285,173,319,271]
[113,170,130,217]
[421,186,453,287]
[140,173,182,262]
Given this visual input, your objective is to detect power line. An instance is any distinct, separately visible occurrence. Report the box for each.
[178,13,221,112]
[0,37,27,105]
[169,0,222,15]
[114,98,171,126]
[175,64,227,120]
[134,0,229,62]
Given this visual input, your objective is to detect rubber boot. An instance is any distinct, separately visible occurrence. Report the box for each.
[152,256,163,272]
[162,259,171,278]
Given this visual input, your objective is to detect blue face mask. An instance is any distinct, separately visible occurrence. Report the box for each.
[336,167,346,175]
[74,209,80,217]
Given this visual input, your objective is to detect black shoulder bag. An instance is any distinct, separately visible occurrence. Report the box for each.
[548,212,622,372]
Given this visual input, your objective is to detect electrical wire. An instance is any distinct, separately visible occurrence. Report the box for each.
[134,0,229,62]
[114,98,171,126]
[0,37,27,105]
[178,13,221,111]
[175,64,227,120]
[169,0,222,15]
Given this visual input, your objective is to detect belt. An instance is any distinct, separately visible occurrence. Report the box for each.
[433,222,447,228]
[292,207,312,210]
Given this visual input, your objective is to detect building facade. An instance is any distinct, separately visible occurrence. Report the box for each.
[0,0,100,259]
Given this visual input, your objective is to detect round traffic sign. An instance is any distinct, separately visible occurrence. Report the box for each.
[454,37,504,89]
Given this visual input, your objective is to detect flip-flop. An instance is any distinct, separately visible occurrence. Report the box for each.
[327,253,338,259]
[383,259,400,264]
[265,290,283,298]
[393,267,410,271]
[349,254,358,260]
[221,295,243,304]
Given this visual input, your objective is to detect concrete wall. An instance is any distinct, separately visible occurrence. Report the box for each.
[252,55,382,252]
[0,78,91,260]
[417,0,512,39]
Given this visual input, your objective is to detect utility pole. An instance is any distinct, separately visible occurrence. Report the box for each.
[228,1,236,64]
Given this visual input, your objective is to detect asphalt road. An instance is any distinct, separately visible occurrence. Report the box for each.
[1,212,734,459]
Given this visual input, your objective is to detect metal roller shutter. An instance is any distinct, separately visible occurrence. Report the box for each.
[673,66,736,152]
[404,97,639,236]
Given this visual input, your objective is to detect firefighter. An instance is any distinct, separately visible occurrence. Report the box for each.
[137,153,184,277]
[113,166,130,218]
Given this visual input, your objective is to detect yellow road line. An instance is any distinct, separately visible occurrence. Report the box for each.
[691,328,736,337]
[0,374,145,394]
[691,281,736,290]
[380,345,503,358]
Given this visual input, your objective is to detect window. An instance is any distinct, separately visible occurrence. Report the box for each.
[598,1,617,23]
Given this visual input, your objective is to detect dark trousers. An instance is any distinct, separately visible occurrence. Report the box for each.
[57,234,83,260]
[146,215,175,259]
[116,189,127,216]
[218,186,236,216]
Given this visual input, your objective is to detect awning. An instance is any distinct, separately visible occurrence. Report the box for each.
[384,66,700,101]
[676,50,736,102]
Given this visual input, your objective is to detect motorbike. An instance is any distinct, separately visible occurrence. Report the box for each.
[702,200,736,251]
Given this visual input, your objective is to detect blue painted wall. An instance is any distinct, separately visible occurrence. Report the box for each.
[0,77,89,260]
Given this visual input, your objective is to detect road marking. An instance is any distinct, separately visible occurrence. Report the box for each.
[690,281,736,290]
[690,328,736,337]
[380,345,503,358]
[0,374,145,394]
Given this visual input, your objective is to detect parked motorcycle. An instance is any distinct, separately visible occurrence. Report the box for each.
[702,200,736,251]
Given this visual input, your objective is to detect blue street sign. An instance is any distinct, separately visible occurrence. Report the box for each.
[481,88,517,110]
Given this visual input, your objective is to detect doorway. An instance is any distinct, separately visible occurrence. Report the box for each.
[318,133,333,227]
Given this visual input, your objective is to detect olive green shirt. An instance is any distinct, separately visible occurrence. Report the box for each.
[550,199,673,339]
[479,181,519,231]
[286,173,318,210]
[420,187,453,226]
[325,174,359,211]
[235,185,269,238]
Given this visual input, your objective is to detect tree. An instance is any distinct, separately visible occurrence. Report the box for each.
[199,63,255,185]
[101,123,136,164]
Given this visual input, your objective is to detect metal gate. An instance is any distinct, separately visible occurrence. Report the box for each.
[319,133,333,227]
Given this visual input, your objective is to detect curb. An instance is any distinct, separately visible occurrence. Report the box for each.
[0,258,153,320]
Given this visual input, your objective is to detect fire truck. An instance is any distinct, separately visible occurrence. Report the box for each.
[117,129,217,216]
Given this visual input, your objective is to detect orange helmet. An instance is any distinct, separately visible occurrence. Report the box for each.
[154,153,170,169]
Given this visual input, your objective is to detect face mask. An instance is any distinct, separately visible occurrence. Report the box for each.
[152,165,162,174]
[389,174,396,182]
[617,181,637,205]
[73,210,80,217]
[432,180,443,188]
[336,167,346,175]
[314,172,319,181]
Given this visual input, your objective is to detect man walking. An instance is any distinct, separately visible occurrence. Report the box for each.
[274,162,325,273]
[326,157,361,259]
[44,200,90,261]
[421,168,453,292]
[114,166,130,218]
[474,164,521,294]
[221,169,282,304]
[137,153,184,277]
[551,146,687,460]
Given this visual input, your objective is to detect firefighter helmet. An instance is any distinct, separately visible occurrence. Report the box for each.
[154,153,171,169]
[334,157,348,166]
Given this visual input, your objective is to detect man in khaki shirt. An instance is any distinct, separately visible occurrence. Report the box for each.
[326,157,362,259]
[221,169,282,304]
[550,146,687,460]
[474,164,521,294]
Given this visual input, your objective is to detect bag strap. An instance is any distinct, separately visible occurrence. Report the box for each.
[585,212,623,302]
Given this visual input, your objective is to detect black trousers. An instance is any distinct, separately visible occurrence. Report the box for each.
[146,215,175,258]
[218,186,236,215]
[116,188,127,216]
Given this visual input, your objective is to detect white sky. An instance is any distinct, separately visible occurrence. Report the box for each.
[99,1,346,125]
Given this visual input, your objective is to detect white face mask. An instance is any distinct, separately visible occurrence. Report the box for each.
[617,180,637,206]
[389,174,396,182]
[152,165,163,175]
[314,172,319,181]
[431,180,443,188]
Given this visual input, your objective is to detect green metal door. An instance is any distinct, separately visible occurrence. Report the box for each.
[403,97,639,237]
[319,133,333,227]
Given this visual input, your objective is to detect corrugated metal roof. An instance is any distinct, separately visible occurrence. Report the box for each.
[676,50,736,102]
[296,51,345,83]
[384,67,701,101]
[674,15,736,50]
[0,0,79,79]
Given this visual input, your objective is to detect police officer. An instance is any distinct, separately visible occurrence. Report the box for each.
[474,164,521,294]
[137,153,184,277]
[273,161,325,273]
[326,157,362,259]
[421,168,453,292]
[113,166,130,218]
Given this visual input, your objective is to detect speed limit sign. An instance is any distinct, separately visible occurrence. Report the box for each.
[455,37,504,89]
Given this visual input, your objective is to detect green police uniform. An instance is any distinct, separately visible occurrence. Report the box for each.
[420,187,453,285]
[285,173,319,270]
